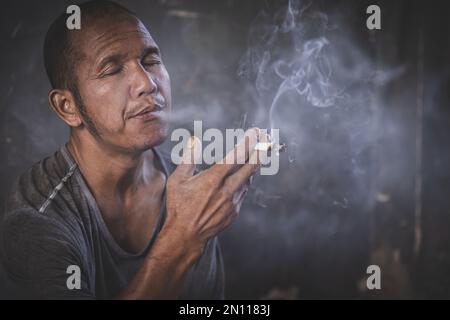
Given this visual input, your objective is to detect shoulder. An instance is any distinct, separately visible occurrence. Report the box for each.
[1,148,85,262]
[5,147,79,218]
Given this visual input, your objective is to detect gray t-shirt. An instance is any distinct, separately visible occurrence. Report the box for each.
[0,145,224,299]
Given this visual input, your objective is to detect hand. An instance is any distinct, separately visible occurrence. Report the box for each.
[164,128,270,254]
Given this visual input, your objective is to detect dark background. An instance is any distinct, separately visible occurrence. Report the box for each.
[1,0,449,299]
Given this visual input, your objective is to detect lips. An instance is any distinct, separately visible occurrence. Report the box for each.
[133,107,153,117]
[129,104,164,121]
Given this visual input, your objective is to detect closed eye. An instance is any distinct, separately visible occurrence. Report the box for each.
[99,64,123,77]
[142,56,161,69]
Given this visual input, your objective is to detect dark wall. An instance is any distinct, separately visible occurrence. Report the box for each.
[1,0,449,299]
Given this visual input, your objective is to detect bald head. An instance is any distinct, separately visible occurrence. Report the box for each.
[43,0,137,91]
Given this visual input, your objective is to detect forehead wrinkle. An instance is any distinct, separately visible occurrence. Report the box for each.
[96,29,153,50]
[92,30,155,60]
[85,35,156,78]
[90,17,154,50]
[76,18,157,77]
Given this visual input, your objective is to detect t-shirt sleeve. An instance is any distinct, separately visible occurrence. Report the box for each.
[0,208,95,299]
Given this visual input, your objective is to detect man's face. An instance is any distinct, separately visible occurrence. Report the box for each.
[73,15,171,153]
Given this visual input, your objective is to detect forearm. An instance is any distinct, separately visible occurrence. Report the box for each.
[117,225,203,299]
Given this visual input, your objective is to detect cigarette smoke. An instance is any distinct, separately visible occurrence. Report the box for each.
[237,0,403,165]
[219,0,408,298]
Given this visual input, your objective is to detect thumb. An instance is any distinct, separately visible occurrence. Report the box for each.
[173,136,202,179]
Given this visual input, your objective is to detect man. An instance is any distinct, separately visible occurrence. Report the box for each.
[0,0,268,299]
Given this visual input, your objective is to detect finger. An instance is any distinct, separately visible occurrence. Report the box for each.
[209,127,260,179]
[252,132,271,166]
[172,136,202,180]
[224,132,270,192]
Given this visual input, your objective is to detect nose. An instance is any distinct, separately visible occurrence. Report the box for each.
[130,61,157,98]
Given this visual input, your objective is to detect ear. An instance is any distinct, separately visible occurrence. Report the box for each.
[48,89,83,127]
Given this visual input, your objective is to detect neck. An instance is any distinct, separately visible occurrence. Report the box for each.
[66,131,158,200]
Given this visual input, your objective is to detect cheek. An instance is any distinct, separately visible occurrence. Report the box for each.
[82,81,129,129]
[158,67,172,108]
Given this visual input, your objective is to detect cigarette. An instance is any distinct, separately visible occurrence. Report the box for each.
[254,142,287,155]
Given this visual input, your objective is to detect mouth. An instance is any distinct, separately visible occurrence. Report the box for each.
[129,105,164,122]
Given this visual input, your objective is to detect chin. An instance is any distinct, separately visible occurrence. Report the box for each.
[133,130,168,152]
